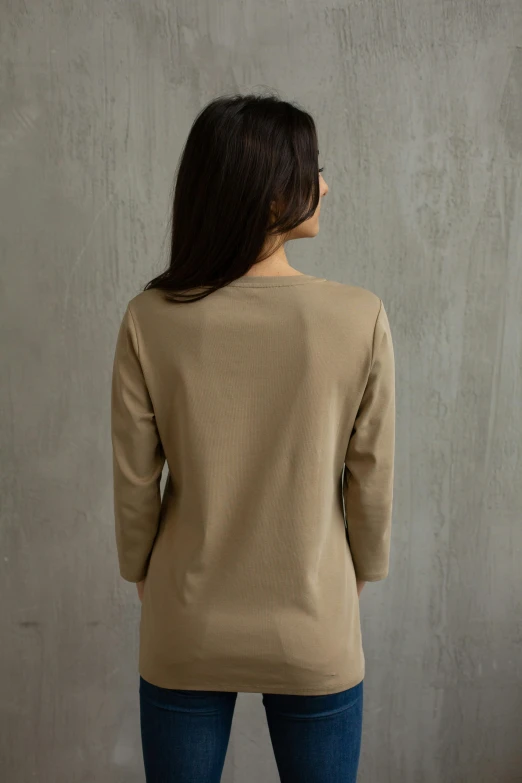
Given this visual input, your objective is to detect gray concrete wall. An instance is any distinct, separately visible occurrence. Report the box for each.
[1,1,521,781]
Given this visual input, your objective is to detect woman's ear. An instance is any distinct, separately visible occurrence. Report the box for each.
[268,200,279,225]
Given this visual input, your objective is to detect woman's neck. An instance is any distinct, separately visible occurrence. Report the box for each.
[247,243,302,277]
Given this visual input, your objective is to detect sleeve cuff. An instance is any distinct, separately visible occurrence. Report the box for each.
[355,571,389,582]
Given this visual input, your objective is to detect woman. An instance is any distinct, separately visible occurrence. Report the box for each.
[111,92,395,783]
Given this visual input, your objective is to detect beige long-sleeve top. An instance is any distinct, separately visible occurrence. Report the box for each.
[111,273,395,695]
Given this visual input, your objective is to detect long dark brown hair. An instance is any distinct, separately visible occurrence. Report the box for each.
[143,91,321,303]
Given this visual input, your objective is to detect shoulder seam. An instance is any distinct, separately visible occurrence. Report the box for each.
[370,298,383,368]
[127,303,140,361]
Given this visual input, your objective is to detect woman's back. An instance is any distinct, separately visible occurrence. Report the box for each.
[111,272,395,695]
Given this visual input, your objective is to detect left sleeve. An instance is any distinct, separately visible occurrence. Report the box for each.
[111,304,166,582]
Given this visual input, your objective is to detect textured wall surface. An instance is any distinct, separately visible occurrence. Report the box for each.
[1,1,522,781]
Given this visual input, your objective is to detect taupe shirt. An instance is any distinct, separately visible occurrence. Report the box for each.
[111,273,395,694]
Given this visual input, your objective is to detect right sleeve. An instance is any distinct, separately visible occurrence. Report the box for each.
[343,299,396,582]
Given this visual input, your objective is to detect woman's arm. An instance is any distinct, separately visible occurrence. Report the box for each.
[111,304,166,583]
[344,299,396,584]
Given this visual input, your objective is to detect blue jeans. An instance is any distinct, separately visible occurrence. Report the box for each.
[139,675,363,782]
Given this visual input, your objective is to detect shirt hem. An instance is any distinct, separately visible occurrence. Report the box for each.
[138,666,365,695]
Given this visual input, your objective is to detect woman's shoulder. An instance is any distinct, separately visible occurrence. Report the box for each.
[126,287,171,318]
[310,278,383,322]
[318,277,381,305]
